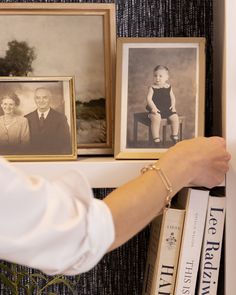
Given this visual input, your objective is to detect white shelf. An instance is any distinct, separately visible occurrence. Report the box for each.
[12,157,225,189]
[13,157,154,188]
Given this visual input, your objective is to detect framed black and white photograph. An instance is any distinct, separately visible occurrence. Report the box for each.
[0,76,77,161]
[0,3,116,155]
[115,37,206,159]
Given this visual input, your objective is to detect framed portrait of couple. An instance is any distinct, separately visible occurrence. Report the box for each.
[0,77,77,161]
[114,37,206,159]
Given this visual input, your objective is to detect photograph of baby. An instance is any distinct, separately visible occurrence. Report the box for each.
[115,38,205,159]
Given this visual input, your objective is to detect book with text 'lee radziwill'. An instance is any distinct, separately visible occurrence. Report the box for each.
[196,195,226,295]
[142,207,185,295]
[174,187,210,295]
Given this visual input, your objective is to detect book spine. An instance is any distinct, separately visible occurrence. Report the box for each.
[151,208,185,295]
[142,214,163,295]
[174,189,209,295]
[197,196,226,295]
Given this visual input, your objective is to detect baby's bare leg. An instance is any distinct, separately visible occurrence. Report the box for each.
[169,113,179,136]
[148,112,161,142]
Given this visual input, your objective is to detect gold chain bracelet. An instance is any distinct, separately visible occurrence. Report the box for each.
[141,164,173,208]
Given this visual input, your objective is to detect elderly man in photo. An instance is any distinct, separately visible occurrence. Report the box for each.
[25,87,71,154]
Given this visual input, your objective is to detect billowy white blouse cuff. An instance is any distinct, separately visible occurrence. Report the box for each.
[0,157,115,275]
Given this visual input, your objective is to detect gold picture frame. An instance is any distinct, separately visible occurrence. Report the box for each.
[0,3,116,155]
[115,37,206,159]
[0,76,77,161]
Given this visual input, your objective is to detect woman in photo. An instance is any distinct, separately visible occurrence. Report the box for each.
[0,93,30,154]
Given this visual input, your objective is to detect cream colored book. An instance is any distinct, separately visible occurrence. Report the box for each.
[197,195,226,295]
[174,188,210,295]
[142,207,185,295]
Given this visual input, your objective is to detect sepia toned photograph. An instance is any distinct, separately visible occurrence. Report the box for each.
[115,37,206,159]
[0,3,116,155]
[0,77,77,161]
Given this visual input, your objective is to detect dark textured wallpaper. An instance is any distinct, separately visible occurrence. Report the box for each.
[0,1,213,294]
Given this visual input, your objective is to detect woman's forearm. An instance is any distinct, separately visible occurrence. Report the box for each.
[104,144,191,251]
[104,164,188,250]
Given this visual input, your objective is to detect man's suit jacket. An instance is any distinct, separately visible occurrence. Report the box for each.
[25,108,71,154]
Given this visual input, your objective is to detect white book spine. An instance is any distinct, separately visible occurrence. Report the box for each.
[142,208,185,295]
[151,208,185,295]
[197,196,226,295]
[142,214,163,295]
[174,189,209,295]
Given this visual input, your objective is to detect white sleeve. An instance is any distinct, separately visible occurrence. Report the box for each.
[0,157,115,275]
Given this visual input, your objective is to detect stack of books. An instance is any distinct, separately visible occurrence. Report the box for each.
[142,187,226,295]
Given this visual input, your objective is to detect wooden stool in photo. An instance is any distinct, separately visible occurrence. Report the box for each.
[133,112,185,145]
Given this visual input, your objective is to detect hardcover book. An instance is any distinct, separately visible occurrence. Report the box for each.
[142,207,185,295]
[174,188,210,295]
[197,195,226,295]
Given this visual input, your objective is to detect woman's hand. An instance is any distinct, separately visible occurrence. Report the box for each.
[158,137,231,189]
[105,136,230,251]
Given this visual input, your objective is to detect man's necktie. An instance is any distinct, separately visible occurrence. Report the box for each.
[39,113,45,128]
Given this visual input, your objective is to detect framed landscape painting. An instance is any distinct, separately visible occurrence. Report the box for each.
[0,76,77,161]
[114,37,206,159]
[0,3,116,155]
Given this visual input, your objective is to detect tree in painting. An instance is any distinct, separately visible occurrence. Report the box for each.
[0,40,36,76]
